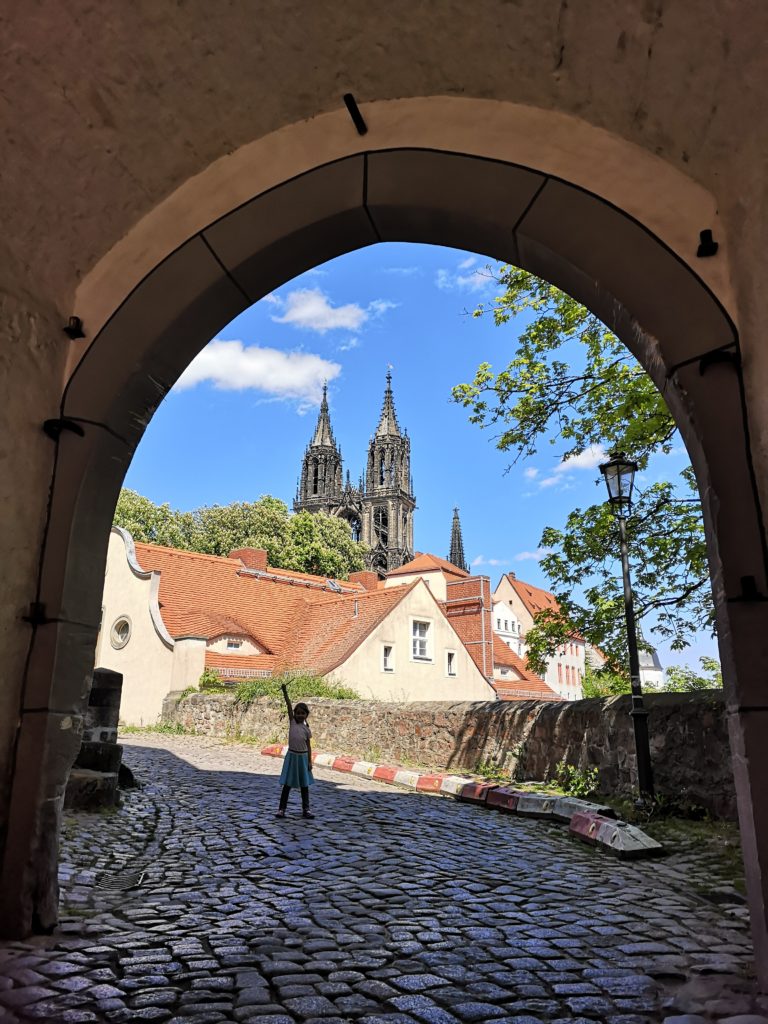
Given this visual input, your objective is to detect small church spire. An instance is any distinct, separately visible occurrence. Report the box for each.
[310,382,336,448]
[375,369,401,437]
[448,507,468,572]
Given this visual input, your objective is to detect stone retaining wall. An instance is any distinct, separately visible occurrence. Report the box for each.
[163,690,736,818]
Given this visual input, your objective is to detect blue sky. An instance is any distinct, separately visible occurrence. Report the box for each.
[125,242,715,668]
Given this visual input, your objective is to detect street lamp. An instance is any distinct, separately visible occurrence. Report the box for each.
[599,452,655,801]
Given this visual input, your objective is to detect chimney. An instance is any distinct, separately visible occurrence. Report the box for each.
[229,548,268,571]
[349,570,379,592]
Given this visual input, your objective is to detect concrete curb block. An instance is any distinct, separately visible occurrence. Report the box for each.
[570,810,664,859]
[261,746,663,858]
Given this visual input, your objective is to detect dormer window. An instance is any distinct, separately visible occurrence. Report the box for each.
[226,638,243,650]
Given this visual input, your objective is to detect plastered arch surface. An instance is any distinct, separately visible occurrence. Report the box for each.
[33,140,765,729]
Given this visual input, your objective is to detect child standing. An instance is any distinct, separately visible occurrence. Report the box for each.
[275,682,315,818]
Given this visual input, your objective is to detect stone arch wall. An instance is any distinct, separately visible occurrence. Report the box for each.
[1,3,768,985]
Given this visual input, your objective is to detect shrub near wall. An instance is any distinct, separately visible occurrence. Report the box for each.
[163,689,735,819]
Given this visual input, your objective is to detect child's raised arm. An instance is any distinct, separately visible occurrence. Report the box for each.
[280,682,294,720]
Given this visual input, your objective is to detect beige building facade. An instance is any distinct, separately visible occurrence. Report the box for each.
[1,2,768,986]
[96,530,495,724]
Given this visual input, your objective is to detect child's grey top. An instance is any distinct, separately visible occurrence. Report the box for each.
[288,720,311,753]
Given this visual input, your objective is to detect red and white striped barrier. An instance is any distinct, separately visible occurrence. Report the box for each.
[260,745,663,858]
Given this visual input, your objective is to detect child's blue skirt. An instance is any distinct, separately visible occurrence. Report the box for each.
[279,751,314,788]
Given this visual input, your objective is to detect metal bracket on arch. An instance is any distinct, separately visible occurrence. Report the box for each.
[42,418,86,440]
[698,348,741,376]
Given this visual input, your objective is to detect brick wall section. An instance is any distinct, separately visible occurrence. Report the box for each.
[349,571,379,591]
[444,576,493,680]
[163,689,736,818]
[228,548,268,571]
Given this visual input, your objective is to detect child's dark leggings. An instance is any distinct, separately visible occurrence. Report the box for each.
[279,785,309,811]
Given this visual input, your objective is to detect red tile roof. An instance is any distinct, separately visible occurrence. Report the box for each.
[503,574,585,643]
[505,574,560,617]
[279,582,418,676]
[387,552,470,580]
[205,651,279,679]
[134,543,354,654]
[492,680,563,702]
[491,631,553,690]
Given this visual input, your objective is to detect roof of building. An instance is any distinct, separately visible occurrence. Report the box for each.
[204,651,279,678]
[387,552,470,580]
[503,574,559,617]
[130,539,438,681]
[491,632,553,689]
[501,573,586,643]
[279,582,418,676]
[492,679,564,702]
[134,542,354,653]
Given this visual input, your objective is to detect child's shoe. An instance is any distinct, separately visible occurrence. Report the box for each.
[302,810,315,819]
[275,809,286,818]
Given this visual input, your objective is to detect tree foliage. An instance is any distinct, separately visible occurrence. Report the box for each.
[663,656,722,692]
[452,266,714,668]
[113,489,367,579]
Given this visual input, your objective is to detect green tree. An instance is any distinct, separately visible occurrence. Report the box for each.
[581,665,631,698]
[285,511,367,577]
[113,490,367,579]
[663,656,722,692]
[114,488,194,548]
[189,496,292,562]
[452,266,713,666]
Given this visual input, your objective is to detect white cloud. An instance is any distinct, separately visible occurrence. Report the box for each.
[514,548,555,562]
[533,444,608,491]
[558,444,607,471]
[175,339,340,409]
[435,257,494,293]
[368,299,398,318]
[267,288,397,334]
[261,292,280,305]
[538,474,562,489]
[523,467,539,480]
[383,266,420,276]
[471,555,507,567]
[338,337,359,352]
[271,288,368,333]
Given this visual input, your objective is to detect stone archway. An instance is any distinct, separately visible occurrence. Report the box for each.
[2,106,768,983]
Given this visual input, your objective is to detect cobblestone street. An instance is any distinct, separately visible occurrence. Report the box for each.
[0,735,761,1023]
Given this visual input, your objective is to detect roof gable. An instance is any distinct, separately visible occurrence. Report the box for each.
[387,552,470,579]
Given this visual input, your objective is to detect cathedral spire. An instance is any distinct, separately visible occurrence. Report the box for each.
[310,383,336,448]
[448,507,468,572]
[375,370,401,437]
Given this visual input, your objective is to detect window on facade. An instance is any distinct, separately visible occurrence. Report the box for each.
[382,644,394,672]
[412,620,431,660]
[557,663,563,684]
[446,651,456,676]
[227,639,242,650]
[504,619,509,630]
[496,617,501,629]
[312,457,319,495]
[110,616,131,650]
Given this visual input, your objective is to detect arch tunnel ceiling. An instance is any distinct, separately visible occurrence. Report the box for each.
[47,147,764,626]
[64,149,737,439]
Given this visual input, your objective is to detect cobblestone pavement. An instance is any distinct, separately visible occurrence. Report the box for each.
[0,734,764,1024]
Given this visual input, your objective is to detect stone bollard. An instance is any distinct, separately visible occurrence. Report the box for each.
[64,668,124,810]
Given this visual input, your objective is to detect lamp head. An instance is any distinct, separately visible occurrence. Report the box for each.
[599,452,638,509]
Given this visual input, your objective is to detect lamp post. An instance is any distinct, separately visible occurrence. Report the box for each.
[599,452,655,801]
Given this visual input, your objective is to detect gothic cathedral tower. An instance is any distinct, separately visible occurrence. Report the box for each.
[294,374,415,574]
[294,384,343,513]
[361,372,416,573]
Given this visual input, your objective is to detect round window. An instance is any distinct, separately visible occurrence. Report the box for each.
[110,616,132,650]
